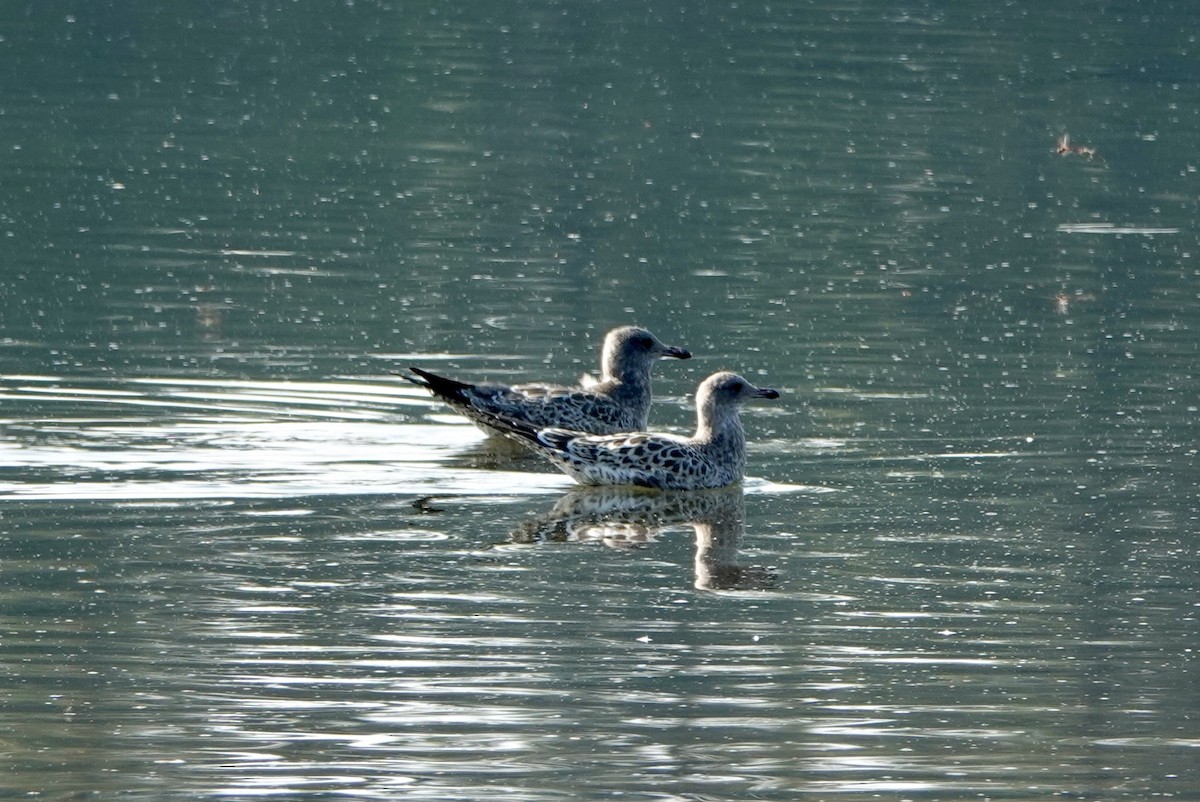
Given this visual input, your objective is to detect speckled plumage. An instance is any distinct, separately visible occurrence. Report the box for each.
[402,326,690,437]
[491,372,780,490]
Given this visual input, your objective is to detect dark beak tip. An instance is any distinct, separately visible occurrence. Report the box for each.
[762,388,781,399]
[669,348,692,360]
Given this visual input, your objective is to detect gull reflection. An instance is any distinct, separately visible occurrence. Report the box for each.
[512,485,776,591]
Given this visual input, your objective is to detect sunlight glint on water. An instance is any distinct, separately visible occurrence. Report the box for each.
[2,1,1200,800]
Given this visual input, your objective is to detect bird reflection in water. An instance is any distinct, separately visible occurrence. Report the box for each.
[511,485,777,591]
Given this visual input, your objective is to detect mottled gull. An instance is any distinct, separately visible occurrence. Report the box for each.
[489,372,779,490]
[402,326,690,437]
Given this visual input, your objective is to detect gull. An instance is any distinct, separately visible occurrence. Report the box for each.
[402,326,690,437]
[488,372,779,489]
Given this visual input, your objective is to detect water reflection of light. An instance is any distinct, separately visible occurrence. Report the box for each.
[1,375,574,501]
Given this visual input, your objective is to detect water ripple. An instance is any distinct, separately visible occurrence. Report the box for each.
[1,374,573,501]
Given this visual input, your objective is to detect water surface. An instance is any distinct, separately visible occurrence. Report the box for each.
[2,2,1199,800]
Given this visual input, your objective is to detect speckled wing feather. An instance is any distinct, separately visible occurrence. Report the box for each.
[406,368,634,434]
[491,384,632,431]
[484,371,778,490]
[516,427,724,490]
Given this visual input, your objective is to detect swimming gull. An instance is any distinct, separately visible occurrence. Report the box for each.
[402,326,691,437]
[488,372,779,490]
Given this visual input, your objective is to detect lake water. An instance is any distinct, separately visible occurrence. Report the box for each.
[3,2,1199,800]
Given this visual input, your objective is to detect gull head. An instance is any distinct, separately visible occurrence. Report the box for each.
[698,372,780,408]
[602,326,691,378]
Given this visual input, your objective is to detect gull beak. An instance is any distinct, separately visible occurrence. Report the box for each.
[662,345,692,360]
[756,387,781,400]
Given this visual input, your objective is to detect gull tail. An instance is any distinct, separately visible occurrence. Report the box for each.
[479,411,542,444]
[483,413,582,456]
[399,366,474,403]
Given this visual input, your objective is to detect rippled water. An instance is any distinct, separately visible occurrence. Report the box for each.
[5,368,1198,800]
[4,1,1200,800]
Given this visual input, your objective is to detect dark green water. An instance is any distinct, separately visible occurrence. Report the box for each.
[2,2,1199,799]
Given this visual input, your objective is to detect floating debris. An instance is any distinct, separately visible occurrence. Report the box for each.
[1056,132,1104,163]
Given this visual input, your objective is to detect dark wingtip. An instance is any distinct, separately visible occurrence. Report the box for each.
[402,366,474,400]
[394,367,427,386]
[482,412,542,445]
